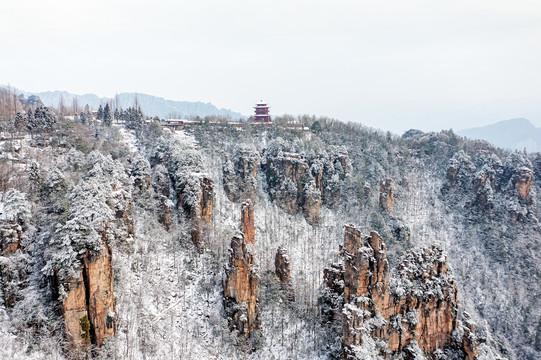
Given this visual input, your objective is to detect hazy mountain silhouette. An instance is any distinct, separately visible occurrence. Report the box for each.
[2,86,244,119]
[458,118,541,152]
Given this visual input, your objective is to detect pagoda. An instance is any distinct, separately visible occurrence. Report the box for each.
[253,101,271,122]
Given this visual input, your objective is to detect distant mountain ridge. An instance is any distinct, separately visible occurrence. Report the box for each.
[1,86,244,119]
[458,118,541,152]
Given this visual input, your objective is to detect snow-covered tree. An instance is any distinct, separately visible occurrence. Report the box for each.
[2,189,30,225]
[103,104,112,126]
[97,104,104,121]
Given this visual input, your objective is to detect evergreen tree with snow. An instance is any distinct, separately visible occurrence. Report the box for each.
[14,112,26,132]
[3,189,31,226]
[103,103,112,126]
[27,161,42,195]
[97,104,103,121]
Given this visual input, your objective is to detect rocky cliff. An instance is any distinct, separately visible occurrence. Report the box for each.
[444,150,536,221]
[275,247,294,301]
[61,238,115,347]
[0,222,22,256]
[177,175,214,249]
[223,147,259,202]
[325,225,477,359]
[222,201,260,339]
[0,221,26,308]
[262,146,350,224]
[379,179,394,212]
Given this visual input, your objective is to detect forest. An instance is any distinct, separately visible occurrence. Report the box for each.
[0,87,538,360]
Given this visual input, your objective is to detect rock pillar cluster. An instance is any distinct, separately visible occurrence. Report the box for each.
[324,225,477,359]
[222,201,260,338]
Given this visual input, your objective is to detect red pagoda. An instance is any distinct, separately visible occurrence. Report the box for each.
[253,101,271,122]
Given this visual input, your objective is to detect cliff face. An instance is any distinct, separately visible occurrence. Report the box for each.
[328,225,475,359]
[513,168,533,202]
[222,201,260,339]
[223,148,259,202]
[241,200,255,245]
[0,222,25,308]
[445,150,536,221]
[0,222,22,256]
[62,239,115,347]
[275,247,294,301]
[151,164,173,229]
[379,179,394,212]
[263,149,350,224]
[178,175,214,249]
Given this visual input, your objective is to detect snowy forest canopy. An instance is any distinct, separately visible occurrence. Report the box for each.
[0,87,538,360]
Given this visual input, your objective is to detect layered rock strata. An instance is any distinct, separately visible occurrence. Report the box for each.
[222,201,260,338]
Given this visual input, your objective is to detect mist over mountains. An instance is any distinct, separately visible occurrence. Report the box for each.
[458,118,541,152]
[4,87,245,119]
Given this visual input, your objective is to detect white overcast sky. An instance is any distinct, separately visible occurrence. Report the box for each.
[1,0,540,133]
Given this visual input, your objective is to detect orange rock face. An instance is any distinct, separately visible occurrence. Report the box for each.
[62,240,116,347]
[336,225,467,359]
[241,201,255,245]
[379,179,394,212]
[0,222,22,256]
[223,202,260,339]
[62,272,90,345]
[83,242,116,346]
[513,168,533,202]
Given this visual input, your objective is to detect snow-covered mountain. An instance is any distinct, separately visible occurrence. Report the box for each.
[0,90,538,360]
[458,118,541,152]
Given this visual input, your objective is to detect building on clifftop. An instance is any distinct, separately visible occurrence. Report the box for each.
[253,100,271,123]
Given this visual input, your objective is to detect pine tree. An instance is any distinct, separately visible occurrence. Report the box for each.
[97,104,103,120]
[25,108,36,134]
[84,104,92,124]
[32,105,56,132]
[28,160,42,195]
[79,110,87,125]
[103,103,112,126]
[14,112,26,132]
